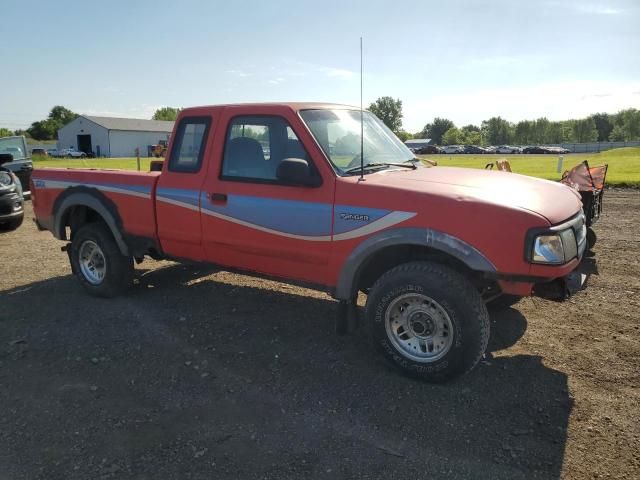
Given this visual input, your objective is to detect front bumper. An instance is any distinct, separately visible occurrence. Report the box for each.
[532,266,588,301]
[0,191,24,221]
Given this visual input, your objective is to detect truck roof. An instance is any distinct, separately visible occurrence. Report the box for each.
[180,102,359,116]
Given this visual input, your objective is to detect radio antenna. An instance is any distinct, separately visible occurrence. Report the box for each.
[359,36,365,181]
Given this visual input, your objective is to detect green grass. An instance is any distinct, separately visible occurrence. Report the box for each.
[417,147,640,187]
[33,155,155,171]
[32,147,640,186]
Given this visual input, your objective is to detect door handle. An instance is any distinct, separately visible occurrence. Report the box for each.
[210,192,227,202]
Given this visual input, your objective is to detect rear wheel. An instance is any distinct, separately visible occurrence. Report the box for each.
[365,261,490,382]
[70,223,133,297]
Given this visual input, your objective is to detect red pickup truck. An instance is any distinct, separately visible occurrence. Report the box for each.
[31,103,588,382]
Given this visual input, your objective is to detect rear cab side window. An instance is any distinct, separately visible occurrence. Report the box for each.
[168,117,211,173]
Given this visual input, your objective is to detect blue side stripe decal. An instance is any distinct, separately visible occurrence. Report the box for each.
[156,187,200,208]
[202,195,333,237]
[35,179,416,241]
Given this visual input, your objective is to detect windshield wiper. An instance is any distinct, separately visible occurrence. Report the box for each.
[343,161,417,175]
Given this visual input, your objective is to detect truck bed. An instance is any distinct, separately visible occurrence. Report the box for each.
[32,168,160,243]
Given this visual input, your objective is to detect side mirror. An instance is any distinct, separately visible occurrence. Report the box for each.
[276,158,321,187]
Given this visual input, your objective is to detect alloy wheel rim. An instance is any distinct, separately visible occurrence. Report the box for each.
[385,292,454,363]
[78,240,106,285]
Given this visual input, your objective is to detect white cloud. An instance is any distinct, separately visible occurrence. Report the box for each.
[544,1,622,15]
[575,4,621,15]
[225,69,252,78]
[321,66,356,79]
[402,79,640,131]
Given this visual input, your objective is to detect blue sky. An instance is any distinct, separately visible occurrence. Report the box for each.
[1,0,639,132]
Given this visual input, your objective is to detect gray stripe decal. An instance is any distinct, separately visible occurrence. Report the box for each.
[156,195,200,212]
[35,179,151,199]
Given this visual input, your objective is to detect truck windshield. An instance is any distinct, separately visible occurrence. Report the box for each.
[300,109,414,175]
[0,136,28,161]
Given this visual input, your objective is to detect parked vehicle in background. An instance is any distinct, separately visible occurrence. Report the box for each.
[31,102,589,382]
[544,146,571,154]
[484,146,498,153]
[0,136,33,195]
[0,164,25,231]
[59,148,87,158]
[440,145,465,154]
[495,145,521,154]
[47,149,60,157]
[415,145,440,154]
[522,146,546,154]
[31,148,48,156]
[463,145,488,154]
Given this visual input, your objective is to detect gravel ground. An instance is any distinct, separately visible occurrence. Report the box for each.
[1,192,639,480]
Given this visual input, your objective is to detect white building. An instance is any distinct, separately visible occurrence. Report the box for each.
[57,115,174,157]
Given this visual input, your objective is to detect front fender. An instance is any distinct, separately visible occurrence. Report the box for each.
[335,227,496,300]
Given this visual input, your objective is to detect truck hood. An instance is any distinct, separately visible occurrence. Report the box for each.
[368,166,582,224]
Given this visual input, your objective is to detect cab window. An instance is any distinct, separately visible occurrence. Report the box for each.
[221,115,311,182]
[168,117,211,173]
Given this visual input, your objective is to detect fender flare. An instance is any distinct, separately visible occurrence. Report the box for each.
[335,227,496,300]
[53,191,129,255]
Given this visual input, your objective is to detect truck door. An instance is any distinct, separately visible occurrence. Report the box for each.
[155,116,212,260]
[201,108,335,286]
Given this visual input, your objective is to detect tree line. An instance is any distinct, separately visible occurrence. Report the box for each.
[2,101,639,146]
[368,96,640,146]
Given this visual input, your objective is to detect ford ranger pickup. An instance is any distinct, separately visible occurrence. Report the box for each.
[31,103,588,382]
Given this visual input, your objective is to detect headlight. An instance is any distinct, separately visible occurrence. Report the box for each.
[532,234,565,264]
[0,171,13,187]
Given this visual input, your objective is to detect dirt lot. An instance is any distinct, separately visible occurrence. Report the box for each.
[1,192,639,480]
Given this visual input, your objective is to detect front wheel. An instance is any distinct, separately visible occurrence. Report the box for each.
[70,223,133,297]
[365,261,490,382]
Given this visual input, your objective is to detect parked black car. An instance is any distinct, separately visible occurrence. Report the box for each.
[415,145,441,154]
[463,145,488,154]
[522,146,547,154]
[0,163,24,231]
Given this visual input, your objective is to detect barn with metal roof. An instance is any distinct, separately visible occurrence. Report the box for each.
[57,115,174,157]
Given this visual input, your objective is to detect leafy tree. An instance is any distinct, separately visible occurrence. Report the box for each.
[152,107,181,121]
[442,127,463,145]
[14,129,30,138]
[571,118,598,143]
[620,108,640,141]
[49,105,78,125]
[465,131,482,145]
[368,97,403,133]
[590,113,613,142]
[420,117,455,145]
[0,128,14,138]
[514,120,533,144]
[609,124,626,141]
[395,130,413,142]
[460,124,480,134]
[26,106,78,140]
[547,122,565,144]
[482,117,513,145]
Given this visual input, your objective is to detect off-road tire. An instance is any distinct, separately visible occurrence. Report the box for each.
[70,223,133,297]
[0,215,23,231]
[487,294,522,311]
[365,261,490,382]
